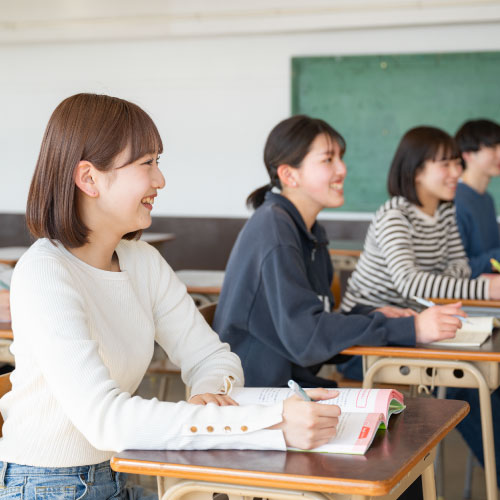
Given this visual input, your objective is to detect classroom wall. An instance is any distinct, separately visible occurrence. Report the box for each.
[2,1,500,220]
[1,1,500,267]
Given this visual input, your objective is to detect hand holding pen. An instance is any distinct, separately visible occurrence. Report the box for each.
[412,297,467,344]
[271,381,340,450]
[411,296,469,324]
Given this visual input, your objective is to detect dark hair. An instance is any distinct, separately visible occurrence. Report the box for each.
[387,126,459,206]
[27,93,163,248]
[455,119,500,167]
[246,114,346,209]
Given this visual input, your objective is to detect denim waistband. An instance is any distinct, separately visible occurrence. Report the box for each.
[0,460,112,486]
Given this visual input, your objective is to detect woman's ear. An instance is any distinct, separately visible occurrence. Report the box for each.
[277,164,298,188]
[461,151,474,165]
[74,161,99,197]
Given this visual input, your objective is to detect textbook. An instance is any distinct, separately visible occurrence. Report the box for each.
[431,316,500,347]
[231,387,405,455]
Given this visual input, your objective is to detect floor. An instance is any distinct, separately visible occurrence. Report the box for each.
[133,373,492,500]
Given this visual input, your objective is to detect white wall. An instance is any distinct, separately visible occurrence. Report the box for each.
[1,1,500,218]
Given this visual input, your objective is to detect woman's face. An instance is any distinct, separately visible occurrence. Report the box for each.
[415,153,463,205]
[292,133,347,211]
[95,148,165,236]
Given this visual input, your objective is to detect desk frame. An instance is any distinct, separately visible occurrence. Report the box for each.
[112,399,469,500]
[341,347,499,500]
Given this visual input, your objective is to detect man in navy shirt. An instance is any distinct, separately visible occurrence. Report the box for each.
[455,119,500,277]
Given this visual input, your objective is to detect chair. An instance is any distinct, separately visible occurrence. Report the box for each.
[0,372,12,437]
[198,302,217,326]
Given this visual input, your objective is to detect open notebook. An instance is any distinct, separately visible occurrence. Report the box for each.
[231,387,405,455]
[431,317,500,347]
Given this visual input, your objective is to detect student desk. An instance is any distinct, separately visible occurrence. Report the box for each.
[0,322,13,364]
[141,232,176,250]
[342,303,500,500]
[111,398,468,500]
[0,247,28,266]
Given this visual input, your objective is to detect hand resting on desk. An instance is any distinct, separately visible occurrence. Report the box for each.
[374,306,417,318]
[188,393,238,406]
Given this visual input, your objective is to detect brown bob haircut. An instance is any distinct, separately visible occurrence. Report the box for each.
[387,126,459,206]
[27,93,163,248]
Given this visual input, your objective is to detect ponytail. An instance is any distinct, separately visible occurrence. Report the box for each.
[246,184,272,210]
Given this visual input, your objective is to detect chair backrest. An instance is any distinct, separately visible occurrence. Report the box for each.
[0,372,12,437]
[198,302,217,327]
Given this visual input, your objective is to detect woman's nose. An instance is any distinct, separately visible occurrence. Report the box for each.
[153,164,165,189]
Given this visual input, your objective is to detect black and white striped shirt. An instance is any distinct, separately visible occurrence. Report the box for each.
[341,196,489,312]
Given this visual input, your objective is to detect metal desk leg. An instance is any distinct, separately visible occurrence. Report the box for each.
[158,479,332,500]
[362,357,498,500]
[421,461,437,500]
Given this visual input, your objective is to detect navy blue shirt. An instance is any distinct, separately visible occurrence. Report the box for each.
[213,192,416,388]
[455,182,500,277]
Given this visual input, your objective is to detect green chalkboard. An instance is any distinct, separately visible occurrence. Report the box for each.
[292,52,500,213]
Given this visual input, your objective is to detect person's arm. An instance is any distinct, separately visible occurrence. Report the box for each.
[149,249,244,397]
[10,256,288,452]
[376,210,489,300]
[247,244,416,369]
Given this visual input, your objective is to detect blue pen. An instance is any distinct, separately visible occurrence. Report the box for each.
[288,379,312,401]
[411,296,469,323]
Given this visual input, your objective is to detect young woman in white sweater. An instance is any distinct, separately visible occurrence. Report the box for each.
[0,94,341,499]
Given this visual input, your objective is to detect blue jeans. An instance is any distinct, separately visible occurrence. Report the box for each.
[0,461,158,500]
[337,355,500,488]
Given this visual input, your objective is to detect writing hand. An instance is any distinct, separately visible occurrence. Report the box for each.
[271,388,341,449]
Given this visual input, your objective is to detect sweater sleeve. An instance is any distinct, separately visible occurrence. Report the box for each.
[375,209,489,299]
[149,249,244,397]
[251,244,416,368]
[456,201,500,278]
[10,256,285,452]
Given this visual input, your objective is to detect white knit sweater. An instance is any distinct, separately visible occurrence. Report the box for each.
[0,239,284,467]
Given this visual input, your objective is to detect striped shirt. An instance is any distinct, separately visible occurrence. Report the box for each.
[341,196,490,312]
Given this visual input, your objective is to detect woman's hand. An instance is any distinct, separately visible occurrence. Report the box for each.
[374,306,417,318]
[488,276,500,300]
[271,388,341,450]
[414,302,465,344]
[0,291,10,322]
[188,393,238,406]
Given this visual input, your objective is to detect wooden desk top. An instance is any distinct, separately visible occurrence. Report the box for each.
[328,240,363,258]
[176,270,224,295]
[140,232,176,244]
[0,322,13,340]
[432,298,500,309]
[111,398,468,497]
[342,330,500,362]
[0,246,28,267]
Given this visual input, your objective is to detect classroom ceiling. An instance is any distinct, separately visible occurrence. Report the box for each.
[1,0,500,44]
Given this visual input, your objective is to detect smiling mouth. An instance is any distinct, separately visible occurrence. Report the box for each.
[141,196,155,205]
[330,183,343,191]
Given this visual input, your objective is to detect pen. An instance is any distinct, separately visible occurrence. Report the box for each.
[0,279,9,291]
[411,295,469,323]
[491,258,500,273]
[288,379,312,401]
